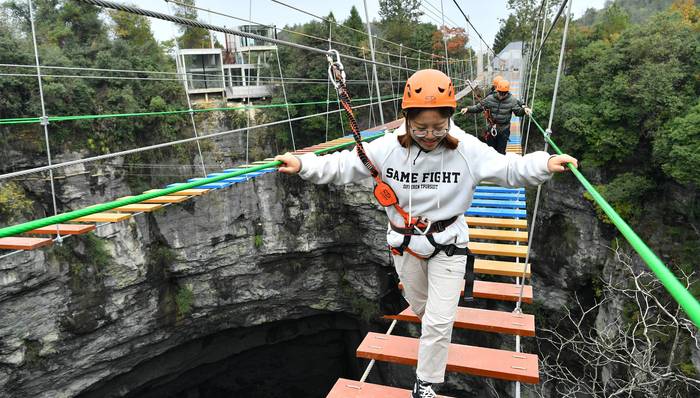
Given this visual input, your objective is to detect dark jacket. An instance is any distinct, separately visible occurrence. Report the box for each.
[466,92,526,127]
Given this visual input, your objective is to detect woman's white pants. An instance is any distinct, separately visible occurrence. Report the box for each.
[392,250,466,383]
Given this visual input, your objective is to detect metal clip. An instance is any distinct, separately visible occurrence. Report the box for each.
[39,116,49,126]
[545,128,552,139]
[490,125,498,137]
[326,49,345,89]
[412,218,432,236]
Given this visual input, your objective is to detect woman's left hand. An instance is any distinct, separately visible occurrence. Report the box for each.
[547,154,578,173]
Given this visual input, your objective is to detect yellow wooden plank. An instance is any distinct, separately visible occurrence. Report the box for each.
[73,213,131,223]
[119,195,189,204]
[469,242,528,258]
[110,204,163,213]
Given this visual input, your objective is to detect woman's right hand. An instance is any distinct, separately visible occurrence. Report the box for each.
[274,153,301,175]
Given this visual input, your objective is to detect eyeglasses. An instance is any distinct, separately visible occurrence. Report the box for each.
[408,119,450,138]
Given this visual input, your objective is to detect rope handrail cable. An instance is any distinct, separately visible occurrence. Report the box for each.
[529,0,570,68]
[0,95,393,125]
[516,0,571,314]
[27,0,62,240]
[452,0,501,61]
[167,0,207,178]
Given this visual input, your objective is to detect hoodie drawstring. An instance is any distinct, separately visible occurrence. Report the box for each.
[438,150,444,209]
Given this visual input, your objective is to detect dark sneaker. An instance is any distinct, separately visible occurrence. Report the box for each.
[412,377,436,398]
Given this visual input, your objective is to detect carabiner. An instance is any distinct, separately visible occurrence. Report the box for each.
[326,49,346,90]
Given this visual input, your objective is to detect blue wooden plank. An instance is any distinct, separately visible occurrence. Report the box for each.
[471,199,526,209]
[466,207,527,218]
[186,178,233,189]
[473,192,525,201]
[475,186,525,194]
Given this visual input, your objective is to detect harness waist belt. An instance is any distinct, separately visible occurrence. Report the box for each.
[389,215,459,235]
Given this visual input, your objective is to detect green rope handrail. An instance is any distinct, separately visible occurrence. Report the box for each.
[0,131,386,238]
[529,115,700,328]
[0,95,397,125]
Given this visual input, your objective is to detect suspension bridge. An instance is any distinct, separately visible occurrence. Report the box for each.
[0,0,698,397]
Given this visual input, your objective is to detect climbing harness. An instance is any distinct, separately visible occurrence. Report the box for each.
[327,50,475,304]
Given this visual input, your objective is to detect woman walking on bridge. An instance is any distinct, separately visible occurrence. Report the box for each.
[276,69,576,397]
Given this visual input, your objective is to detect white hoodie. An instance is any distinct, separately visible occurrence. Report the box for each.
[298,121,553,257]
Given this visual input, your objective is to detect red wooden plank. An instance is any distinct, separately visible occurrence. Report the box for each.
[385,307,535,336]
[356,333,539,384]
[326,378,453,398]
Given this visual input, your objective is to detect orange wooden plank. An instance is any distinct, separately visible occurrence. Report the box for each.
[73,213,131,223]
[385,307,535,336]
[0,237,53,250]
[470,228,528,242]
[476,259,531,277]
[326,378,453,398]
[474,280,533,303]
[469,242,528,258]
[356,333,539,383]
[466,217,527,229]
[399,280,533,303]
[25,224,95,235]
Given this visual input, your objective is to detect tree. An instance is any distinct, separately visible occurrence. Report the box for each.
[493,15,517,54]
[378,0,423,23]
[379,0,424,45]
[172,0,210,48]
[431,26,468,58]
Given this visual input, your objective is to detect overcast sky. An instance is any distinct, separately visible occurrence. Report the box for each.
[140,0,607,53]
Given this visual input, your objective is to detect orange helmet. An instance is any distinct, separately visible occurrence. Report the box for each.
[496,79,510,92]
[402,69,456,109]
[492,75,504,86]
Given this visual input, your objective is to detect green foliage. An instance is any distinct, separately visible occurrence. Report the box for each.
[378,0,423,23]
[254,234,264,249]
[53,233,112,277]
[175,285,194,319]
[0,182,33,226]
[584,173,655,223]
[680,361,697,377]
[593,4,630,41]
[350,295,377,322]
[654,100,700,186]
[147,244,178,269]
[0,0,190,156]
